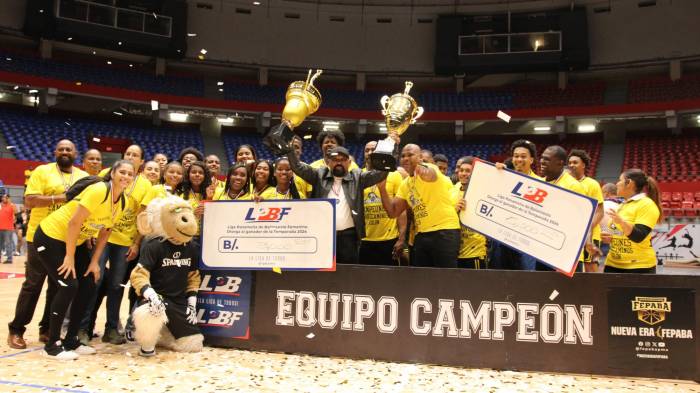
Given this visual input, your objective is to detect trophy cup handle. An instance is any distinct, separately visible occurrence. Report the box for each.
[380,95,390,112]
[411,106,424,124]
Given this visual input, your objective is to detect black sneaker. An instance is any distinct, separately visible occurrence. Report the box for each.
[43,341,79,360]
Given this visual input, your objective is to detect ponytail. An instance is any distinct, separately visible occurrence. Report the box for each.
[646,176,662,222]
[623,168,663,223]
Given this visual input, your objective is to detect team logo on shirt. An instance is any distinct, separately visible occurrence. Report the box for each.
[244,207,292,222]
[365,192,380,204]
[511,181,549,205]
[632,296,671,326]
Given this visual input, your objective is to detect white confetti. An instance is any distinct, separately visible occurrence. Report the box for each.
[52,312,58,315]
[549,290,559,301]
[7,274,15,279]
[351,210,358,216]
[126,351,132,357]
[58,280,67,287]
[306,333,315,339]
[37,246,46,252]
[497,110,511,123]
[120,282,130,288]
[217,303,224,308]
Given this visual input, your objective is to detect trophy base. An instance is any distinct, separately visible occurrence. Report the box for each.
[370,151,397,172]
[263,123,295,156]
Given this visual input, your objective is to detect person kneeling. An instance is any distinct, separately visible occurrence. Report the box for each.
[129,195,203,357]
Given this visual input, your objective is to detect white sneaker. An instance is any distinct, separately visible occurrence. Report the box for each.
[44,349,79,360]
[72,345,96,355]
[139,347,156,357]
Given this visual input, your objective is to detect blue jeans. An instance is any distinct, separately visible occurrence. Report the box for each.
[1,230,15,262]
[82,243,129,330]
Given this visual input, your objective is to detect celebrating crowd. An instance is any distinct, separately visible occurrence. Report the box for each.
[6,128,662,359]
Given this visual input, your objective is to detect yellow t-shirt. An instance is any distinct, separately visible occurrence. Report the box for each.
[525,169,542,180]
[259,186,305,200]
[141,184,172,208]
[548,171,586,262]
[40,182,123,245]
[362,171,402,241]
[179,190,205,235]
[579,176,604,243]
[213,187,253,201]
[605,194,660,270]
[25,163,88,242]
[108,175,152,246]
[293,176,310,199]
[396,163,460,234]
[451,183,487,259]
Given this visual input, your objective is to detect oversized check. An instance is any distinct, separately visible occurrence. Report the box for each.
[201,200,336,271]
[461,160,596,276]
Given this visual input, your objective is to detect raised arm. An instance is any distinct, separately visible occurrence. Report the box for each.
[376,180,409,218]
[287,148,320,186]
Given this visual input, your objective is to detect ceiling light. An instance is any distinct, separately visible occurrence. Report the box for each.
[218,88,223,92]
[534,126,550,131]
[578,124,596,132]
[253,1,261,5]
[217,81,224,86]
[106,60,112,65]
[93,138,101,143]
[13,86,18,90]
[217,117,234,124]
[67,37,72,41]
[129,64,133,68]
[169,112,188,122]
[5,57,11,61]
[187,33,197,37]
[113,111,123,116]
[118,41,122,46]
[151,100,159,111]
[92,50,96,55]
[200,49,207,55]
[28,89,38,94]
[0,93,4,99]
[303,134,312,140]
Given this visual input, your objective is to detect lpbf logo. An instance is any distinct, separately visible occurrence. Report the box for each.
[197,309,244,327]
[511,181,548,204]
[244,207,292,222]
[199,274,242,295]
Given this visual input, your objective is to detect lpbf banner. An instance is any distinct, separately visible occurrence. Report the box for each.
[196,270,252,339]
[206,266,700,381]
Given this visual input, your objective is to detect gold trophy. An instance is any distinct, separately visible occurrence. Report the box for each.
[370,81,424,171]
[263,69,323,155]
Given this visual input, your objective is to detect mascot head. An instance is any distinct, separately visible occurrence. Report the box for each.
[137,195,198,245]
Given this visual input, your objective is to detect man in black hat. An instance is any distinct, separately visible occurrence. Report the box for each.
[287,138,395,264]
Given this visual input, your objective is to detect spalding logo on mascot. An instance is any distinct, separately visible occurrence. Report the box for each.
[129,195,204,357]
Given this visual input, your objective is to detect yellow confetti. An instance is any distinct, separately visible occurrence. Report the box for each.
[272,267,282,274]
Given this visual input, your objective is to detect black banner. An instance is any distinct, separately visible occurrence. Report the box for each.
[206,266,700,381]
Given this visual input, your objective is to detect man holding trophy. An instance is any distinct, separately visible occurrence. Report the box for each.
[263,69,393,264]
[374,82,461,268]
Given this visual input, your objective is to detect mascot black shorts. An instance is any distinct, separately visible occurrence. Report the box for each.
[137,297,200,339]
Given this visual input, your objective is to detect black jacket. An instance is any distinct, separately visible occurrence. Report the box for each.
[287,151,388,239]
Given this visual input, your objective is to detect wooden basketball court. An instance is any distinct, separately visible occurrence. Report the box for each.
[2,256,699,393]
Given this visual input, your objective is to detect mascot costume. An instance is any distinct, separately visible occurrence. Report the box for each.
[129,195,203,357]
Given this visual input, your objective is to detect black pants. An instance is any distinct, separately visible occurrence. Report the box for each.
[336,228,359,264]
[457,257,487,269]
[33,227,97,344]
[604,265,656,274]
[359,238,398,266]
[411,229,459,268]
[7,241,57,335]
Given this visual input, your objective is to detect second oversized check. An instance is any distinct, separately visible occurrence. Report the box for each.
[201,200,336,270]
[461,160,596,276]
